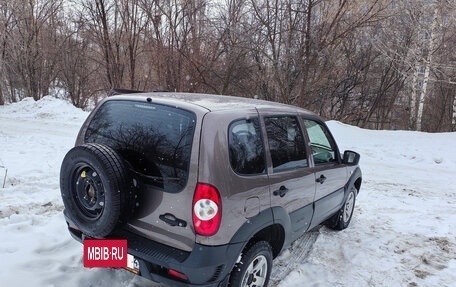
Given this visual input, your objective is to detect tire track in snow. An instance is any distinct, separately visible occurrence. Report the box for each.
[269,228,320,285]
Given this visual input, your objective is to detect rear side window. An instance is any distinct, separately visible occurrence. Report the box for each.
[228,118,266,175]
[85,100,196,193]
[265,116,307,172]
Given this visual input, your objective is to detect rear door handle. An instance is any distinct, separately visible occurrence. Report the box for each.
[159,213,187,227]
[273,186,289,197]
[316,174,327,184]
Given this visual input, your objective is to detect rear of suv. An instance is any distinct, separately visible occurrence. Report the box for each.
[60,91,362,287]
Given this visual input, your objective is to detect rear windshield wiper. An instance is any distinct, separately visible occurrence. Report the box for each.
[129,169,180,183]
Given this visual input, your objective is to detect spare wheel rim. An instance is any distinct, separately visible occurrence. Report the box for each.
[73,164,106,220]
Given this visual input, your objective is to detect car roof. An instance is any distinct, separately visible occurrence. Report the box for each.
[108,92,317,116]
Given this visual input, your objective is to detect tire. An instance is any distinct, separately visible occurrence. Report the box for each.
[229,241,273,287]
[60,143,134,238]
[326,187,357,230]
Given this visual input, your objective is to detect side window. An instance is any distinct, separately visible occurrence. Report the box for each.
[228,118,266,175]
[303,119,337,164]
[265,116,307,172]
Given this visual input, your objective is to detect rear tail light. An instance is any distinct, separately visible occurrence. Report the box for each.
[192,183,222,236]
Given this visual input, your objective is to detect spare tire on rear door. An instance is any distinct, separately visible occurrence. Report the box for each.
[60,143,134,238]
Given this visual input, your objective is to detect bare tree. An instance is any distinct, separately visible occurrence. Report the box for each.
[402,0,456,131]
[81,0,124,88]
[1,0,456,131]
[247,0,388,107]
[6,0,63,100]
[138,0,210,91]
[57,10,102,108]
[415,4,439,131]
[116,0,149,89]
[0,1,14,104]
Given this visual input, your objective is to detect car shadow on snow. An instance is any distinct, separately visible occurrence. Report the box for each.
[270,227,321,285]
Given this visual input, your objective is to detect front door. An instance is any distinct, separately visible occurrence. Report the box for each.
[302,119,348,226]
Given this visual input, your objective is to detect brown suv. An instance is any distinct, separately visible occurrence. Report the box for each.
[60,91,362,287]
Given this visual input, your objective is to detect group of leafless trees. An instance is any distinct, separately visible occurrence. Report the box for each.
[1,0,456,132]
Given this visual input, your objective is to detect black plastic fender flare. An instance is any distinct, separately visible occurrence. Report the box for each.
[228,206,293,256]
[345,167,362,196]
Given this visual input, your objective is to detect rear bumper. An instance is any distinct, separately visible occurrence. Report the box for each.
[65,215,243,286]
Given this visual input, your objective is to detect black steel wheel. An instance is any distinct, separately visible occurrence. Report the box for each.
[60,143,133,238]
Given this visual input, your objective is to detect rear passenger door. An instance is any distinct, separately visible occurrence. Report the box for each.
[262,114,316,241]
[302,119,348,226]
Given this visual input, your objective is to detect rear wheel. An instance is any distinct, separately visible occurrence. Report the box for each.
[229,241,272,287]
[326,187,357,230]
[60,143,134,238]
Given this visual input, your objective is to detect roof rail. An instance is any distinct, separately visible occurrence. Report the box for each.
[108,88,146,97]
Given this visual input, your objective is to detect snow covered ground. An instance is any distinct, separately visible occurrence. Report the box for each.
[0,97,455,287]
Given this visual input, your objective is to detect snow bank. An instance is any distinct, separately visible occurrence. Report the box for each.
[0,97,455,286]
[278,122,456,287]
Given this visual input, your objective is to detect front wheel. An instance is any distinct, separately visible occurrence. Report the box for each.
[229,241,273,287]
[326,187,357,230]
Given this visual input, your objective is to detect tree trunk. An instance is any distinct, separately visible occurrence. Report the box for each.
[0,85,4,105]
[409,66,418,129]
[452,91,456,131]
[416,63,430,131]
[416,6,438,131]
[297,0,313,106]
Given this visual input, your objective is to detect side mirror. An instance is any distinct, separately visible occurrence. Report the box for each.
[343,150,360,165]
